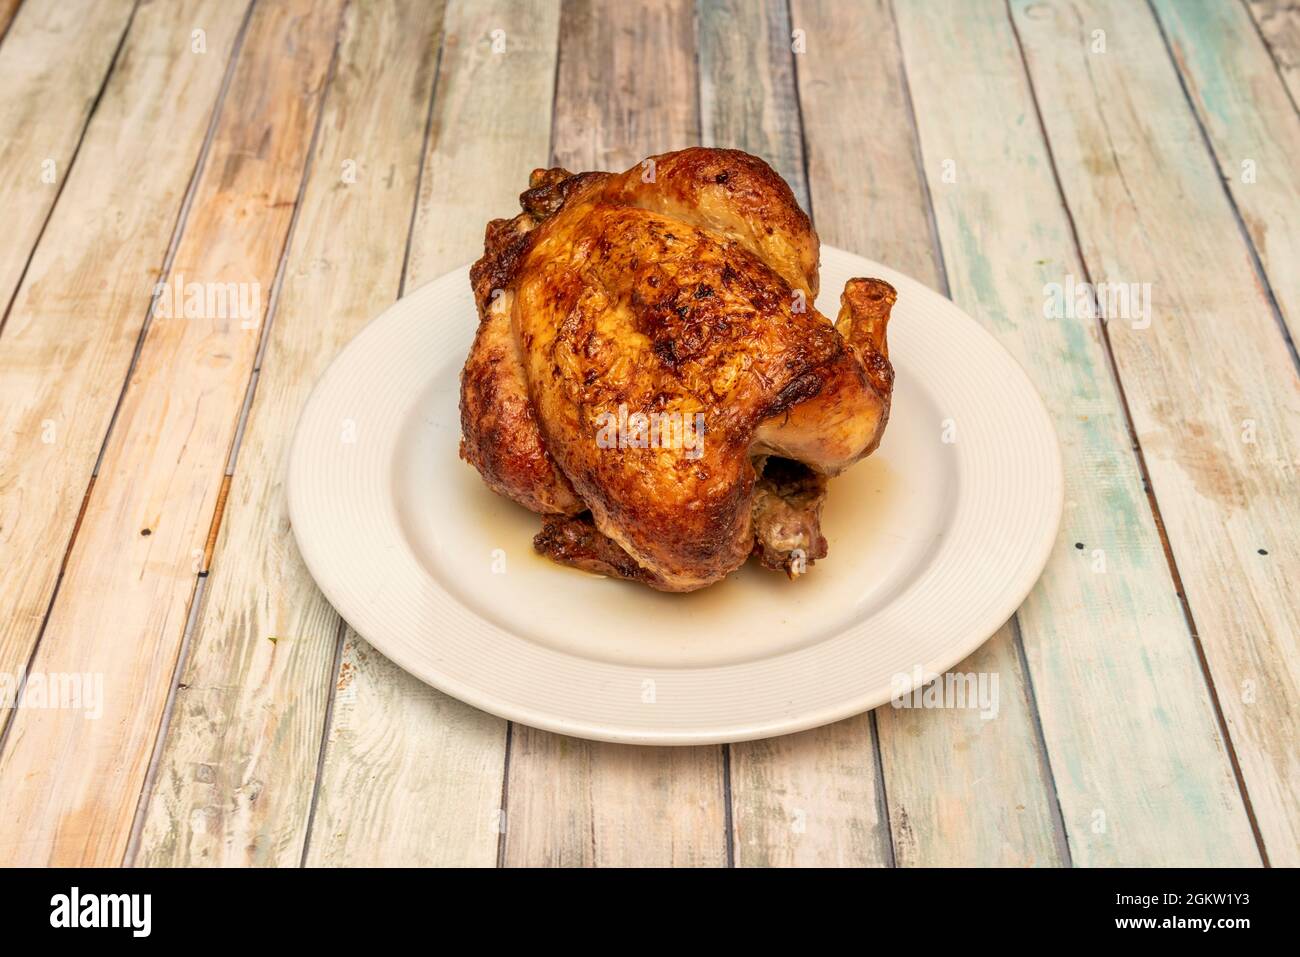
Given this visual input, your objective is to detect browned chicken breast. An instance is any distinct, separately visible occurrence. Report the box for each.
[460,147,895,592]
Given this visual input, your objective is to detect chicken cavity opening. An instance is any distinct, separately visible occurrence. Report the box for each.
[534,455,830,587]
[750,455,829,579]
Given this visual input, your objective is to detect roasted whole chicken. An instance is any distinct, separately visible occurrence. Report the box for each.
[460,148,895,592]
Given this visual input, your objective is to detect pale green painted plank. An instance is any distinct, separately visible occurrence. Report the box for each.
[1152,0,1300,347]
[1010,0,1297,864]
[724,0,1061,867]
[896,0,1259,865]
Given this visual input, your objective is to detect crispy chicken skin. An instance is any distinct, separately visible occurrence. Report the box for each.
[460,147,895,592]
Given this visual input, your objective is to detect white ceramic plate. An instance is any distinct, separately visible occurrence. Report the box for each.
[288,246,1062,745]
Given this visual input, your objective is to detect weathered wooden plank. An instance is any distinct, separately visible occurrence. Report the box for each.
[790,0,941,285]
[0,0,247,733]
[1010,0,1297,864]
[549,0,697,174]
[401,0,561,290]
[306,635,510,866]
[729,716,885,867]
[726,0,1057,868]
[0,0,136,322]
[896,0,1258,866]
[1247,0,1300,110]
[500,0,729,868]
[1152,0,1300,347]
[698,0,808,211]
[305,0,562,868]
[0,0,338,866]
[136,0,443,868]
[502,724,727,867]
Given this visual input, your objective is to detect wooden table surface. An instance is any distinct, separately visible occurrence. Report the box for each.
[0,0,1296,868]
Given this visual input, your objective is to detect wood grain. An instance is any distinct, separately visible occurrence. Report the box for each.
[698,0,809,211]
[500,0,729,868]
[0,0,337,866]
[549,0,697,173]
[505,729,727,867]
[725,0,1060,868]
[305,0,562,868]
[306,636,509,866]
[790,0,941,281]
[0,0,246,740]
[730,717,887,867]
[400,0,559,289]
[0,0,135,324]
[136,0,442,868]
[1152,0,1300,347]
[1011,0,1298,864]
[896,0,1257,866]
[1247,0,1300,109]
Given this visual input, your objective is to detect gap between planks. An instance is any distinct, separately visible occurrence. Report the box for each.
[1007,615,1074,867]
[295,0,450,866]
[123,0,352,864]
[222,0,357,483]
[298,618,348,867]
[882,0,1070,864]
[1243,0,1300,121]
[884,0,951,302]
[866,711,897,867]
[122,574,209,864]
[0,1,255,755]
[91,2,257,480]
[0,476,95,759]
[785,0,815,221]
[886,0,1068,864]
[0,0,141,341]
[1002,0,1269,865]
[1148,0,1299,374]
